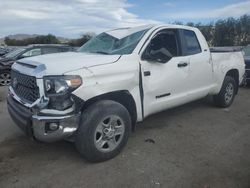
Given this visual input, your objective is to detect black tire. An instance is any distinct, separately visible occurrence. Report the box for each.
[75,100,131,162]
[213,76,237,108]
[0,69,11,86]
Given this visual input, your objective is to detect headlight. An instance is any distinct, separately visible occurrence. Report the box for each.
[44,75,82,96]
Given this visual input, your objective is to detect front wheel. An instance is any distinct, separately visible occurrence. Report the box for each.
[75,100,131,162]
[213,76,237,108]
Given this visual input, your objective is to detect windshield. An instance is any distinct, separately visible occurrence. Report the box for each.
[78,29,149,55]
[4,48,26,59]
[243,46,250,57]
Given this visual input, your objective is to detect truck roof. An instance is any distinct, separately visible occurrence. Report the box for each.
[27,44,70,48]
[105,24,199,39]
[106,25,155,39]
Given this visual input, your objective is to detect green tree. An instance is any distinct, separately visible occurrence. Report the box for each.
[213,18,237,46]
[237,15,250,45]
[68,33,94,47]
[4,34,60,46]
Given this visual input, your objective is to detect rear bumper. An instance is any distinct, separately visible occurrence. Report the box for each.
[7,95,79,142]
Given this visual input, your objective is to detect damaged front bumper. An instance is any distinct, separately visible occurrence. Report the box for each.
[7,89,81,142]
[32,114,79,142]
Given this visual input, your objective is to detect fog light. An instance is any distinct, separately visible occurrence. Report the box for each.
[49,122,59,131]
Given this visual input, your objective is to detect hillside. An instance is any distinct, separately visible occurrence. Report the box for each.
[0,34,70,45]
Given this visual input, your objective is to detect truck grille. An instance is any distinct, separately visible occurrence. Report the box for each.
[11,70,40,103]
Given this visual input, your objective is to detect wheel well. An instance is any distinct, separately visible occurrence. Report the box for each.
[226,69,239,94]
[81,90,137,131]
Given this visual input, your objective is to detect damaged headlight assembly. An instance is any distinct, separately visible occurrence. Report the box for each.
[44,75,82,111]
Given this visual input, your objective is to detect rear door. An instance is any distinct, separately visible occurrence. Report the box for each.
[179,29,213,97]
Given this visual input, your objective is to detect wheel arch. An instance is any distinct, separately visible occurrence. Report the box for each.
[81,90,137,131]
[225,69,239,94]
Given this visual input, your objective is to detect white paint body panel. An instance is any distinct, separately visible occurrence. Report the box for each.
[15,24,245,122]
[210,51,245,94]
[18,52,121,76]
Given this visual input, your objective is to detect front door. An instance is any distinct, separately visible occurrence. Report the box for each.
[140,29,191,117]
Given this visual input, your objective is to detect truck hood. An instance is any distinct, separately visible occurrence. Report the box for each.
[17,52,120,75]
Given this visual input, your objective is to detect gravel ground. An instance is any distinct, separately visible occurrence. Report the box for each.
[0,86,250,188]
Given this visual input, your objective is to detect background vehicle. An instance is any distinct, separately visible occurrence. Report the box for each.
[243,45,250,86]
[8,24,245,162]
[0,46,10,57]
[0,44,74,86]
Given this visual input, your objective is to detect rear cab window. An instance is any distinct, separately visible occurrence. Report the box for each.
[180,29,202,56]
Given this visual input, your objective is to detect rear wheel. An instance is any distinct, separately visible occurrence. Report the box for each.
[75,100,131,162]
[213,76,237,108]
[0,70,11,86]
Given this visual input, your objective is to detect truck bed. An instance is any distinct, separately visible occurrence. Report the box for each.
[210,46,243,53]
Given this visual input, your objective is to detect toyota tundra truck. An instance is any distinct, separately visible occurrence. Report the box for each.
[7,24,245,162]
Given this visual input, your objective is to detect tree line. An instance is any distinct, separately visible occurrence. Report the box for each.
[67,33,93,47]
[5,34,60,46]
[176,14,250,46]
[4,14,250,47]
[4,33,94,47]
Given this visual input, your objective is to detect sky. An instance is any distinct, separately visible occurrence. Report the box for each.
[0,0,250,38]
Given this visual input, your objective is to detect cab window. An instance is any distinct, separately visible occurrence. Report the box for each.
[142,29,180,63]
[22,48,42,58]
[181,30,201,55]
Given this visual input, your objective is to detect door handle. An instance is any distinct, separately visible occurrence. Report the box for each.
[144,71,151,76]
[177,62,189,68]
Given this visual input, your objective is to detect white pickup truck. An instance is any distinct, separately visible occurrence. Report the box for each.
[7,24,245,162]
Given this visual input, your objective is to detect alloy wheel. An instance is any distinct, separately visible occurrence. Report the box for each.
[0,72,11,86]
[94,115,125,152]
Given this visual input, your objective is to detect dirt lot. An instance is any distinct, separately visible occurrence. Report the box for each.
[0,86,250,188]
